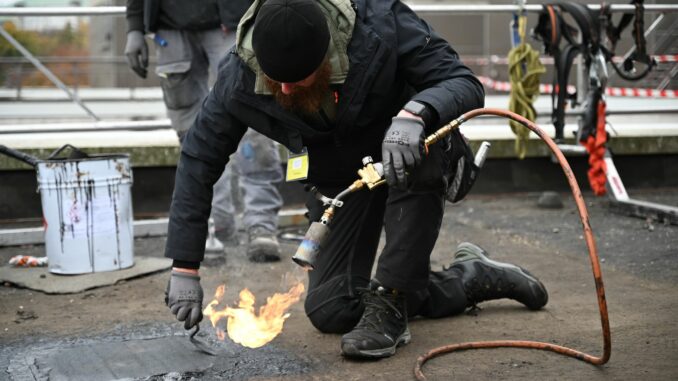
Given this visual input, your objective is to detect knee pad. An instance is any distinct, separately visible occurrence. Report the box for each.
[305,294,364,334]
[304,275,367,334]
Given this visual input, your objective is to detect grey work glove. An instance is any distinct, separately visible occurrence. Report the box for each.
[165,270,204,330]
[124,30,148,79]
[382,116,426,189]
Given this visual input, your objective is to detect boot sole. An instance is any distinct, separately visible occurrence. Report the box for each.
[341,328,411,359]
[455,242,548,309]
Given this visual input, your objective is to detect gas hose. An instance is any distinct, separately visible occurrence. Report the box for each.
[413,108,610,380]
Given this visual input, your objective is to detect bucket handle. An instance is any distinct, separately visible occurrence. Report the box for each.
[47,144,90,160]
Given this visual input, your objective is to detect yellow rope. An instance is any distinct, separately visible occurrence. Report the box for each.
[508,16,545,159]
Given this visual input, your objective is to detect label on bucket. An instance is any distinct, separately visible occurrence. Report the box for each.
[61,194,117,239]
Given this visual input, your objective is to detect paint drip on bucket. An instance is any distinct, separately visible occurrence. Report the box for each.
[37,155,134,274]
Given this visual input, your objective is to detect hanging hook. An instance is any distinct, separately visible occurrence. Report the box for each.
[511,0,528,47]
[514,0,526,13]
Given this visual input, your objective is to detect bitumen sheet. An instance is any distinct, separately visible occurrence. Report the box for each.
[33,336,216,381]
[6,323,310,381]
[0,256,171,294]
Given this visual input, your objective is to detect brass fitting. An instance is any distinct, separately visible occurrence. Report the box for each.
[320,207,335,224]
[348,179,366,192]
[425,118,460,147]
[357,163,385,189]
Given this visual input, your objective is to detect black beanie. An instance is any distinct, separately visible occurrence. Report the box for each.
[252,0,330,83]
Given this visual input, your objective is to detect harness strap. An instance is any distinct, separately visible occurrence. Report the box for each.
[551,43,580,141]
[557,1,598,51]
[605,4,633,49]
[535,2,598,141]
[605,0,656,80]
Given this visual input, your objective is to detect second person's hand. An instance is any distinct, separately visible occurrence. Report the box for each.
[124,30,149,79]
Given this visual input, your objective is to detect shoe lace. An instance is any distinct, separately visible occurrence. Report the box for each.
[354,287,404,332]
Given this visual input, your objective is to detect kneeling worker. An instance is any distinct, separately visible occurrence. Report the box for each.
[164,0,548,359]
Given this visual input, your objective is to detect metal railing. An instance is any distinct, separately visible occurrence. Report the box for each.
[1,4,677,16]
[0,119,171,134]
[0,7,125,16]
[1,3,677,129]
[0,23,100,120]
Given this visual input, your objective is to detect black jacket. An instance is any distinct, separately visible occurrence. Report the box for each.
[126,0,252,33]
[165,0,484,263]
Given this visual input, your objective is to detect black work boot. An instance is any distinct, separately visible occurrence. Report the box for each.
[341,280,411,359]
[450,242,548,310]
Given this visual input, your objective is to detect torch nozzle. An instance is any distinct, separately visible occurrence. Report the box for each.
[291,221,331,270]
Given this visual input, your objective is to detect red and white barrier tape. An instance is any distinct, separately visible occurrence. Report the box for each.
[477,76,678,98]
[652,54,678,64]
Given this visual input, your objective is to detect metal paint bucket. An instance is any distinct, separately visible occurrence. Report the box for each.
[35,148,135,274]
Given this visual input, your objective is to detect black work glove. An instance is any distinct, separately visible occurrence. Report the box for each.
[124,30,148,79]
[382,117,426,189]
[165,270,204,330]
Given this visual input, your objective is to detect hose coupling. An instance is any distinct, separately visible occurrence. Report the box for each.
[357,156,386,189]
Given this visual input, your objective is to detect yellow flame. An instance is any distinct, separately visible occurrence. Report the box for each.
[203,282,305,348]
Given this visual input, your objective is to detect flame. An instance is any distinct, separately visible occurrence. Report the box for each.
[203,282,305,348]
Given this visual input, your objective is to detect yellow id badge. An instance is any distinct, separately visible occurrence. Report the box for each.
[286,148,309,182]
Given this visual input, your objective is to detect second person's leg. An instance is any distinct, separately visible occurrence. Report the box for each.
[236,130,284,262]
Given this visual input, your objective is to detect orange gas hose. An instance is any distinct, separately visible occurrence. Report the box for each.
[414,108,611,380]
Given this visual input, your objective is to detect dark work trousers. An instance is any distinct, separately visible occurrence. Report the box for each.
[303,150,468,334]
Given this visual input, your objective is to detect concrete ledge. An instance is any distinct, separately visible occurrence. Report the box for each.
[0,208,309,247]
[2,124,677,170]
[0,129,180,170]
[460,127,678,158]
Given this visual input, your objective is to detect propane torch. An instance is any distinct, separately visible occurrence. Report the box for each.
[292,116,490,270]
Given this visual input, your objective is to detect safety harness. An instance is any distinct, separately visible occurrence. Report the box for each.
[533,1,654,195]
[533,1,654,142]
[604,0,656,81]
[533,2,602,142]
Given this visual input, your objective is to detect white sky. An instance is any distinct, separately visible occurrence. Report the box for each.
[0,1,106,6]
[0,1,99,31]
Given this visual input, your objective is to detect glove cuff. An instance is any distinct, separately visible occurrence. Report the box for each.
[171,270,201,280]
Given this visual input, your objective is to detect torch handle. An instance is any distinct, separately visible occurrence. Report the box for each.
[0,145,39,167]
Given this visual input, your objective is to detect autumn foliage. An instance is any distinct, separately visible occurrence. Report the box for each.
[0,20,90,86]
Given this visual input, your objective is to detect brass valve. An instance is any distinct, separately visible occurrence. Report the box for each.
[357,156,386,190]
